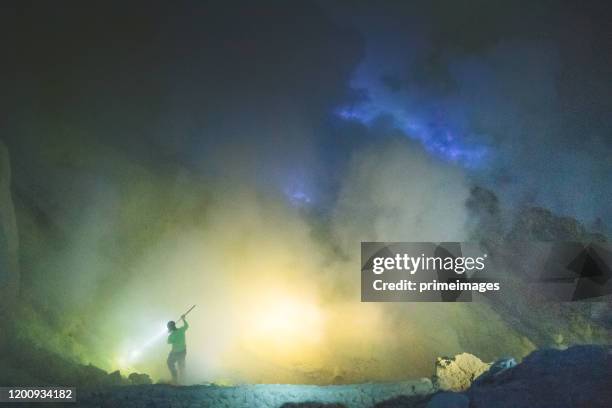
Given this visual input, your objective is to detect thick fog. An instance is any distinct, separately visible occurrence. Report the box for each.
[1,0,609,384]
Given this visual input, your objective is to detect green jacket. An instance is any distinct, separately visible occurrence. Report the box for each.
[167,319,189,353]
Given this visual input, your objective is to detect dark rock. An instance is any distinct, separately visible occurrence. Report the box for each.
[372,394,431,408]
[467,345,612,408]
[467,186,500,218]
[279,403,346,408]
[466,186,504,251]
[473,357,517,386]
[79,364,112,388]
[508,207,607,242]
[425,392,469,408]
[0,140,20,312]
[128,372,153,385]
[106,370,125,387]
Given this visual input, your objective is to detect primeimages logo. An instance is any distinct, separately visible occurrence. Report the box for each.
[361,242,497,302]
[362,242,612,302]
[372,253,487,275]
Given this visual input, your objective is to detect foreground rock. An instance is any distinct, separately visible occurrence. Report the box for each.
[467,345,612,408]
[79,379,434,408]
[72,345,612,407]
[433,353,491,391]
[425,392,468,408]
[377,345,612,408]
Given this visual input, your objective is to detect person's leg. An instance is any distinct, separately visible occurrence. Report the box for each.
[167,352,178,384]
[177,351,186,384]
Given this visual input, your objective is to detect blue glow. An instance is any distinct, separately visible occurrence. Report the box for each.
[287,190,312,205]
[283,185,313,207]
[335,57,490,168]
[336,103,488,168]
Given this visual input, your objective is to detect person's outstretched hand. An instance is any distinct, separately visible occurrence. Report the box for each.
[180,314,185,321]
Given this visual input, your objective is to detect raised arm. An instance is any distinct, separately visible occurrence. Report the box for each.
[181,315,189,330]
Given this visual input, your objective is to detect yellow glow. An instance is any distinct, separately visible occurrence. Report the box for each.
[114,356,134,372]
[114,325,168,373]
[117,356,127,368]
[239,288,325,359]
[252,296,322,341]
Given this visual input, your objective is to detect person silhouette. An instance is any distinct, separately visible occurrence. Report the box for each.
[166,315,189,384]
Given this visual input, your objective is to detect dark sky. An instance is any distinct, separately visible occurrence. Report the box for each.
[2,0,611,226]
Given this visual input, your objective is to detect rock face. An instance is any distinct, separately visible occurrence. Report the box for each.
[433,353,491,392]
[508,207,607,243]
[466,187,612,350]
[0,140,19,311]
[468,345,612,408]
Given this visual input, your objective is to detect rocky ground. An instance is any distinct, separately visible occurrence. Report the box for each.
[73,345,611,408]
[466,344,612,408]
[78,380,434,408]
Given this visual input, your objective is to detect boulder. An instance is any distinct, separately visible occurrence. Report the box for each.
[434,353,491,391]
[128,372,152,385]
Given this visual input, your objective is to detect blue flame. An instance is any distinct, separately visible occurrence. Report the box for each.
[335,53,490,169]
[336,101,488,168]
